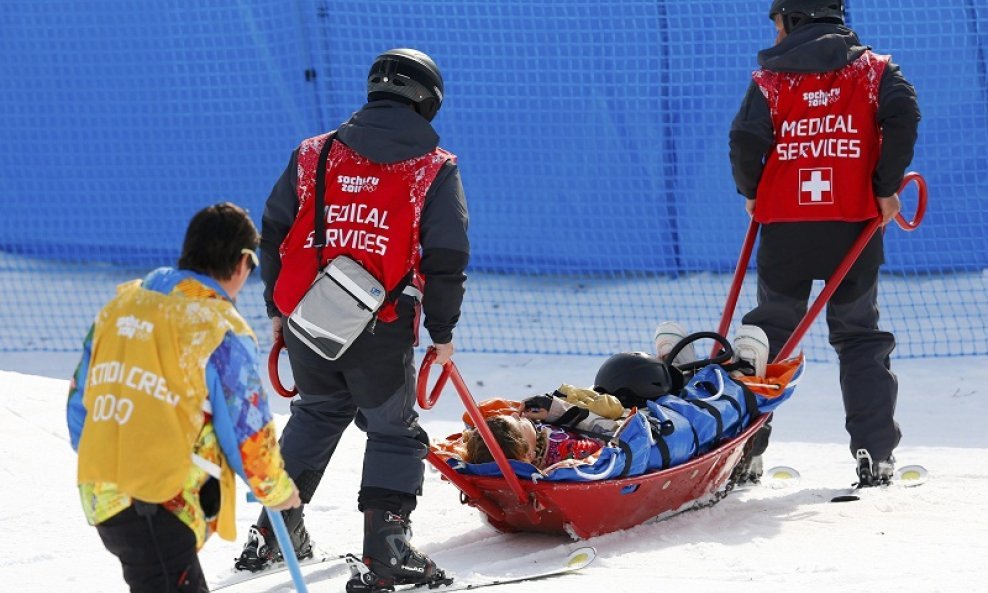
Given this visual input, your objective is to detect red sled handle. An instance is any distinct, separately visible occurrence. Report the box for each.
[268,333,298,398]
[417,348,539,520]
[716,171,928,362]
[714,219,760,349]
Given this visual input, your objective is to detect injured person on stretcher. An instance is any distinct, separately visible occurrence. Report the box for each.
[433,324,805,481]
[461,385,622,472]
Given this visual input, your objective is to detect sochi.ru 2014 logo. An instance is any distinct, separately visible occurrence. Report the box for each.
[337,175,380,194]
[802,88,840,107]
[116,315,154,339]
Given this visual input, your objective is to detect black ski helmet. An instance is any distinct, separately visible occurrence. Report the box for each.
[769,0,844,33]
[367,48,444,121]
[593,351,684,408]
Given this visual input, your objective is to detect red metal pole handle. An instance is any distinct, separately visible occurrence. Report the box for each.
[713,218,760,358]
[773,218,882,363]
[416,348,539,518]
[772,172,928,363]
[268,334,298,398]
[893,171,927,231]
[416,347,453,410]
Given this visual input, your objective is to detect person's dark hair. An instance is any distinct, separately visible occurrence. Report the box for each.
[769,0,844,33]
[178,202,259,281]
[464,416,529,464]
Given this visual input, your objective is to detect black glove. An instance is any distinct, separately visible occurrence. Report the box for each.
[522,393,554,412]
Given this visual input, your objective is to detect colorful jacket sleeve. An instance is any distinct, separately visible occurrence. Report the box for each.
[66,324,95,451]
[206,330,294,506]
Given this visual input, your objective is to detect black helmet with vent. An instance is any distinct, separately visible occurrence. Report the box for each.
[593,351,685,408]
[769,0,845,33]
[367,48,444,121]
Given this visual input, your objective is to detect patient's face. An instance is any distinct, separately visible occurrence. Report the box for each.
[506,414,539,462]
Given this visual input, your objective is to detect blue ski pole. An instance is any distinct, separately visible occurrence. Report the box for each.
[246,492,309,593]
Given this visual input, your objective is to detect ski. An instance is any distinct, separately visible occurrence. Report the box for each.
[347,546,597,593]
[830,464,928,503]
[895,464,929,486]
[210,548,345,590]
[733,465,801,491]
[416,546,595,592]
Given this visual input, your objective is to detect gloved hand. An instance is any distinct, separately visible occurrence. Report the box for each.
[521,394,555,421]
[556,384,625,419]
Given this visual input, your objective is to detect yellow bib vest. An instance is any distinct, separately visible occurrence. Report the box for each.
[77,279,251,540]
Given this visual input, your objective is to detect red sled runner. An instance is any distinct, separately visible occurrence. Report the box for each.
[410,172,927,539]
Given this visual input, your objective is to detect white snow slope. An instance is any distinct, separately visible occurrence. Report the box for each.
[2,351,987,593]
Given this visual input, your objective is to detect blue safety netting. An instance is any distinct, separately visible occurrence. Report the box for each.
[1,0,986,360]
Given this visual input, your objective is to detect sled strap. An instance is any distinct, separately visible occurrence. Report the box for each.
[648,421,672,470]
[616,440,634,477]
[690,399,724,442]
[738,383,760,426]
[552,404,592,428]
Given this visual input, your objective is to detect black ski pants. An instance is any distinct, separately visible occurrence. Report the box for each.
[268,296,428,522]
[96,504,209,593]
[742,263,901,462]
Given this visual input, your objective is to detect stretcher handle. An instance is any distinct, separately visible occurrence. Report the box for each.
[417,348,539,518]
[772,171,928,363]
[713,219,759,358]
[893,171,927,231]
[416,346,453,409]
[268,333,298,398]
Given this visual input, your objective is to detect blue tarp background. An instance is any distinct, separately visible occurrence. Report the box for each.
[3,1,985,272]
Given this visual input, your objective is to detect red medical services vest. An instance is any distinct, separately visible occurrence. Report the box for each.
[753,51,889,223]
[273,132,454,320]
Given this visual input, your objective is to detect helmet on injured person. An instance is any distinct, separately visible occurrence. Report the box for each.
[593,351,684,408]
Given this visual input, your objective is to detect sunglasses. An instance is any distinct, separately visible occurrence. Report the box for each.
[241,248,259,273]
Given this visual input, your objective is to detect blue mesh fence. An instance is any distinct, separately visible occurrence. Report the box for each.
[1,1,986,361]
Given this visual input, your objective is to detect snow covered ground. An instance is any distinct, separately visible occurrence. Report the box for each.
[2,350,987,592]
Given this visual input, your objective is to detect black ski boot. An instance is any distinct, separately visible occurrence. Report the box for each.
[736,454,764,486]
[855,449,894,488]
[345,509,451,592]
[234,506,313,572]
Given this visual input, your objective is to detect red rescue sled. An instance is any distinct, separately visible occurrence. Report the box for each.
[413,172,926,539]
[419,350,770,538]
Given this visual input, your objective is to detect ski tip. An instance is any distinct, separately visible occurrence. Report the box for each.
[565,546,596,569]
[763,465,801,488]
[830,494,860,503]
[895,464,928,486]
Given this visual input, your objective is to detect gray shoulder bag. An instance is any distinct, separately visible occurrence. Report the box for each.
[286,136,386,360]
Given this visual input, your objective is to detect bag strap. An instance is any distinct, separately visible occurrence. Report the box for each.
[311,133,411,306]
[312,133,336,268]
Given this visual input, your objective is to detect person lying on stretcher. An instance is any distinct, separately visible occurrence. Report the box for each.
[461,385,624,471]
[442,324,800,478]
